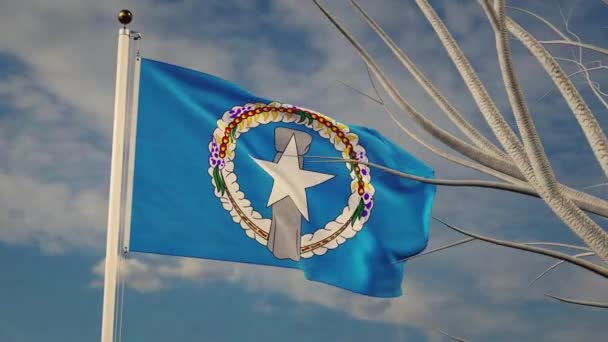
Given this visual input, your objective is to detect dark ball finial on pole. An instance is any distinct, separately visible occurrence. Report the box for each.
[117,9,133,25]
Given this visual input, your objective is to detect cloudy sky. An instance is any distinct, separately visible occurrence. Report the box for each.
[1,0,608,341]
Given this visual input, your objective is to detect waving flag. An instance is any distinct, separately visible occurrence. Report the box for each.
[127,58,435,297]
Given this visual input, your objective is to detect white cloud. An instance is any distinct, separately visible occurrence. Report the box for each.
[0,172,106,253]
[2,0,608,340]
[91,257,165,292]
[0,72,108,253]
[89,244,608,339]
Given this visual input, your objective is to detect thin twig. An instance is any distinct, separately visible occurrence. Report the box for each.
[508,5,608,57]
[395,238,476,263]
[335,80,382,105]
[395,239,590,265]
[545,294,608,308]
[507,6,570,40]
[584,183,608,190]
[436,329,473,342]
[539,40,608,56]
[557,1,582,63]
[528,252,595,288]
[566,65,608,79]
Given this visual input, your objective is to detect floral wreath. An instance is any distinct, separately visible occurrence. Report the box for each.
[207,102,374,258]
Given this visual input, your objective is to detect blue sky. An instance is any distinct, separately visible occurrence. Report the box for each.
[1,0,608,341]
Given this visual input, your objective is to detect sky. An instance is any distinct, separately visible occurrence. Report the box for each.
[1,0,608,341]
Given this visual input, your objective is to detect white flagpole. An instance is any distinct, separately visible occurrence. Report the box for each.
[101,10,133,342]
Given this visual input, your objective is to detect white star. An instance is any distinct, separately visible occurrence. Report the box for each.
[251,135,334,221]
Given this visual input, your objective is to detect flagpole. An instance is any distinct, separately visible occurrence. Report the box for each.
[101,10,133,342]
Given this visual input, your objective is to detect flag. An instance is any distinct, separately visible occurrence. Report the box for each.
[128,58,436,297]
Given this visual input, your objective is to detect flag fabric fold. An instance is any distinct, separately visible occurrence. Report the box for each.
[128,58,435,297]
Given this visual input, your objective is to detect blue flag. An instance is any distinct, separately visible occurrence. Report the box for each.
[128,58,436,297]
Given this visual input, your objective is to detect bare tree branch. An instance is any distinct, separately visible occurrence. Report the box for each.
[483,0,608,262]
[351,68,530,187]
[415,0,608,261]
[433,217,608,278]
[315,0,608,317]
[474,2,608,219]
[396,238,590,265]
[312,0,526,182]
[523,242,591,252]
[348,75,608,219]
[416,0,532,182]
[320,0,608,219]
[309,156,541,197]
[339,70,534,188]
[350,0,508,160]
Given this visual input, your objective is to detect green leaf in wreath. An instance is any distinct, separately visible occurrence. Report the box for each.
[297,113,306,123]
[350,199,365,227]
[348,162,355,173]
[213,166,226,196]
[302,112,314,125]
[213,166,221,189]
